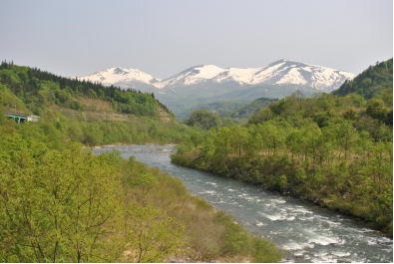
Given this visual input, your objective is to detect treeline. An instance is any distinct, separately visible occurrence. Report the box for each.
[0,91,195,146]
[172,59,393,235]
[184,97,277,121]
[0,121,280,262]
[0,63,281,262]
[35,109,195,146]
[232,97,277,119]
[333,59,392,99]
[0,62,196,146]
[0,61,171,116]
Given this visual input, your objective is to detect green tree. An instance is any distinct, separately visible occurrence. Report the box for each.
[366,98,389,122]
[125,205,183,263]
[186,110,222,130]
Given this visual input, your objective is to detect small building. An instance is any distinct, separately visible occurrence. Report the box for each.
[27,115,40,122]
[6,113,40,124]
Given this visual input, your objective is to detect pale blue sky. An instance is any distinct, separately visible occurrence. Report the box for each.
[0,0,392,78]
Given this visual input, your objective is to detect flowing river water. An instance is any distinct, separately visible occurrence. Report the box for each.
[93,144,393,263]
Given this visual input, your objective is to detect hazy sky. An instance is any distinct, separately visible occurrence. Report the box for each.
[0,0,392,78]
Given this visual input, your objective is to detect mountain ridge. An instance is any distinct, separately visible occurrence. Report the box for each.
[79,66,161,89]
[80,60,355,119]
[79,59,355,92]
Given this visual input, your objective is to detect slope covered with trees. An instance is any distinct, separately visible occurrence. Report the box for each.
[0,61,167,116]
[333,59,392,100]
[181,97,276,122]
[0,62,281,262]
[172,59,393,235]
[231,97,277,119]
[0,122,280,262]
[0,61,196,145]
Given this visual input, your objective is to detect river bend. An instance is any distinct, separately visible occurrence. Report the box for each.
[93,145,393,263]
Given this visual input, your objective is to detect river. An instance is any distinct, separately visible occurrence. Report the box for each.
[93,144,393,263]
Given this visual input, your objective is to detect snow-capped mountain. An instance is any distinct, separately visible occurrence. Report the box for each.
[79,67,161,89]
[251,59,354,90]
[159,59,354,92]
[79,59,354,92]
[157,64,226,88]
[79,60,354,119]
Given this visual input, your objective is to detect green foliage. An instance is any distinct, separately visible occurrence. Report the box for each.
[0,62,281,262]
[185,109,222,130]
[187,101,247,119]
[0,126,281,262]
[333,58,393,100]
[182,97,276,121]
[366,98,391,124]
[0,61,163,117]
[0,139,124,262]
[212,211,281,262]
[232,97,277,119]
[0,62,199,146]
[172,61,393,235]
[125,205,183,262]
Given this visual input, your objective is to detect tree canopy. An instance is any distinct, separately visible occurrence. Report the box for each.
[172,59,393,235]
[333,58,392,100]
[185,109,222,130]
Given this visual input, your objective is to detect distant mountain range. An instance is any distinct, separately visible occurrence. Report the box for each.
[80,59,354,91]
[79,59,355,119]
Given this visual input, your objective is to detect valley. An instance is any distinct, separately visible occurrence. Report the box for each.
[0,62,281,262]
[2,0,391,262]
[80,59,355,119]
[172,59,393,236]
[0,58,391,262]
[95,144,393,263]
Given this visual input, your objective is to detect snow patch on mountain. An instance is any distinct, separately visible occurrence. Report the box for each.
[276,67,308,85]
[215,67,260,84]
[158,65,225,87]
[157,59,354,91]
[79,67,161,88]
[251,61,287,84]
[79,60,355,93]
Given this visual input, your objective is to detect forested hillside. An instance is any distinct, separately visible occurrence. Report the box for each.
[172,59,393,235]
[0,61,168,115]
[0,63,281,262]
[333,59,392,100]
[0,61,197,145]
[231,97,277,119]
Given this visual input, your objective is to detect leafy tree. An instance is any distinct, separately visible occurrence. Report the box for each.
[125,205,183,262]
[366,98,390,122]
[185,110,222,130]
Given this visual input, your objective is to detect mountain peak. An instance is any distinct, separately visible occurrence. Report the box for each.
[248,60,355,90]
[160,64,225,87]
[80,59,355,92]
[182,64,225,75]
[111,67,128,75]
[271,58,288,64]
[80,66,160,88]
[268,59,309,67]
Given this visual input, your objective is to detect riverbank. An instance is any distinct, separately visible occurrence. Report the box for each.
[0,122,281,262]
[171,126,392,238]
[92,143,176,149]
[93,145,282,262]
[97,144,393,263]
